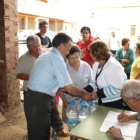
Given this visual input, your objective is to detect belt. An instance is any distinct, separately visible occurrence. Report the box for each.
[27,88,53,100]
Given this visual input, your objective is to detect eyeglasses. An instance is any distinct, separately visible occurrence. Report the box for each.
[122,98,132,106]
[122,98,133,112]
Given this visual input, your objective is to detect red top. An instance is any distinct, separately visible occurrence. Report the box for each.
[77,36,94,67]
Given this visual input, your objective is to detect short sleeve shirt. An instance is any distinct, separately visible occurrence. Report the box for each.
[15,51,36,91]
[28,48,73,96]
[36,33,52,48]
[130,57,140,80]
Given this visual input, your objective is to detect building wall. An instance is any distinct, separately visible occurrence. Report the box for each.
[17,0,73,32]
[90,7,140,46]
[0,0,20,110]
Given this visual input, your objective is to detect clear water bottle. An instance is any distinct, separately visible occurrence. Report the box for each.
[66,100,78,130]
[90,100,98,113]
[78,103,90,123]
[77,99,84,112]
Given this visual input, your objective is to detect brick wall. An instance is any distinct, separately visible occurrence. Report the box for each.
[0,0,20,111]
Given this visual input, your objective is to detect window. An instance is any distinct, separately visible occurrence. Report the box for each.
[57,21,62,32]
[131,25,136,37]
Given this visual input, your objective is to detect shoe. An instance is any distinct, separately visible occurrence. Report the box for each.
[56,129,69,137]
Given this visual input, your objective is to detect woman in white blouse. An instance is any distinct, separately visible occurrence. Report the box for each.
[89,41,130,110]
[58,45,93,122]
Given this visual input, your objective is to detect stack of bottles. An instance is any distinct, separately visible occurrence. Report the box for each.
[66,99,98,130]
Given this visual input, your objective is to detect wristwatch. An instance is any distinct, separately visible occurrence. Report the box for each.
[115,137,124,140]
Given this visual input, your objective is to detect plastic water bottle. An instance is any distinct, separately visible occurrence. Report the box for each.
[77,99,84,112]
[66,100,78,130]
[90,100,98,113]
[78,102,90,122]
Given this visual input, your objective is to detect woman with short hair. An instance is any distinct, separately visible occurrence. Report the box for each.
[115,38,135,79]
[89,41,130,109]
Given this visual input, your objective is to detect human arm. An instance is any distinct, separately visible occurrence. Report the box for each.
[15,53,31,80]
[115,49,122,62]
[121,59,129,66]
[94,65,126,103]
[64,84,93,101]
[16,73,29,80]
[58,91,69,109]
[124,50,135,65]
[134,68,140,79]
[54,56,93,101]
[117,112,138,123]
[107,126,124,140]
[48,37,52,48]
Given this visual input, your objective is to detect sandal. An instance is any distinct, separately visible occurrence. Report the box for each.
[56,129,69,137]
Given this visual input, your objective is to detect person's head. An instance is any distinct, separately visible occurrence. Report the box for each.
[121,80,140,112]
[39,20,48,35]
[89,41,111,62]
[134,42,140,55]
[121,38,130,50]
[80,26,91,41]
[111,31,116,37]
[52,33,72,57]
[66,45,81,66]
[27,35,41,57]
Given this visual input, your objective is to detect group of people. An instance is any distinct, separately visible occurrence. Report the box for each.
[15,20,140,140]
[109,31,140,81]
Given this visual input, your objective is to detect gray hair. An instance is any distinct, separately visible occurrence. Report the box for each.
[27,35,41,46]
[122,79,140,100]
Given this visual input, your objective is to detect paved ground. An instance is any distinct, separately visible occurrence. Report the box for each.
[0,96,70,140]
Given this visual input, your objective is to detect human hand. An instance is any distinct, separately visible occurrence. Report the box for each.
[121,61,125,66]
[121,59,129,63]
[107,126,123,139]
[82,91,93,101]
[58,88,66,93]
[117,113,134,123]
[91,91,98,100]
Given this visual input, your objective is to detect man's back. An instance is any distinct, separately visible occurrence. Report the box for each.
[28,48,72,96]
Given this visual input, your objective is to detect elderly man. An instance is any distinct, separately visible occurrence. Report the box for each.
[107,79,140,140]
[25,33,93,140]
[15,35,68,138]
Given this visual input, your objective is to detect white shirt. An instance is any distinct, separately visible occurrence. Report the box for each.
[15,51,36,91]
[92,56,127,103]
[65,60,93,102]
[109,36,119,51]
[122,51,126,57]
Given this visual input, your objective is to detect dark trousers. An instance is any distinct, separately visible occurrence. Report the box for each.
[126,73,130,79]
[24,89,63,140]
[110,49,116,56]
[51,97,63,131]
[23,90,27,100]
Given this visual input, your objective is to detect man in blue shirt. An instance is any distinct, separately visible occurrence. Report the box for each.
[24,33,93,140]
